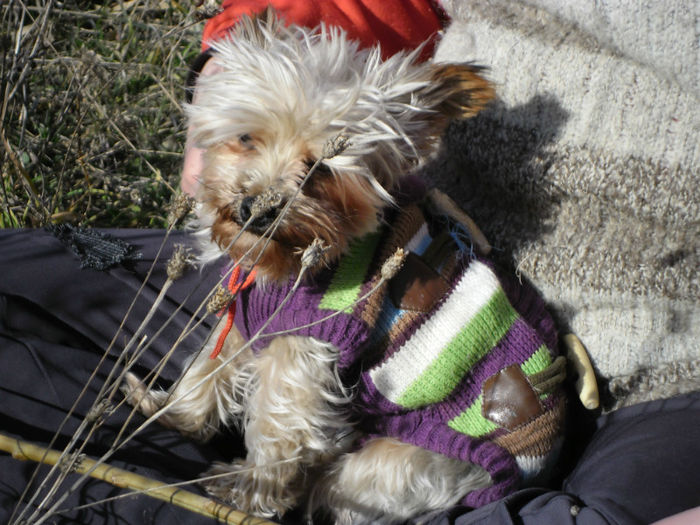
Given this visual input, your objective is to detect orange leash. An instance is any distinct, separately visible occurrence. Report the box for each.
[209,266,257,359]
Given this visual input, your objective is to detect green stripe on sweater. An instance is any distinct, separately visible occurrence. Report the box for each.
[448,394,497,437]
[521,345,552,376]
[319,231,381,313]
[395,288,519,409]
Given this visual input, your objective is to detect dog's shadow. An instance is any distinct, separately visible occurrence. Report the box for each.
[419,94,569,269]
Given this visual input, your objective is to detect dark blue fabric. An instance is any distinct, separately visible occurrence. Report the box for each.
[0,228,235,525]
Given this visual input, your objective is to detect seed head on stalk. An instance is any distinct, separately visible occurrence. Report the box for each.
[167,192,195,227]
[300,238,330,270]
[57,451,85,475]
[207,285,235,315]
[166,244,195,281]
[380,248,407,280]
[322,134,351,159]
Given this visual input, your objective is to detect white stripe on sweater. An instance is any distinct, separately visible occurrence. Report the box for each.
[404,222,431,256]
[369,260,501,404]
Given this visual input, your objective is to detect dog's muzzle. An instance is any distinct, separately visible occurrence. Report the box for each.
[237,191,286,234]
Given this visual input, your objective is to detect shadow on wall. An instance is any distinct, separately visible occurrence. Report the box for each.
[420,94,569,269]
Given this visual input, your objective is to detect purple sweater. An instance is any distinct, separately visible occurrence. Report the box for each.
[233,203,565,508]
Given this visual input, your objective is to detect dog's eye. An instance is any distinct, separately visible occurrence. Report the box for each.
[239,134,254,148]
[304,159,332,176]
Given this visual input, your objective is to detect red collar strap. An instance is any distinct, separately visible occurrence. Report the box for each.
[209,266,257,359]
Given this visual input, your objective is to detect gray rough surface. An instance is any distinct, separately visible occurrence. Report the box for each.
[428,0,699,408]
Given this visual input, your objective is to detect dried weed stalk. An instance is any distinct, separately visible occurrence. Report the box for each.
[1,0,202,227]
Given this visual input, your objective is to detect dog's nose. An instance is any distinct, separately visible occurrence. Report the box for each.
[238,193,285,233]
[239,196,256,223]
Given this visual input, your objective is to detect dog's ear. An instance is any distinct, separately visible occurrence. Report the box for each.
[419,64,495,120]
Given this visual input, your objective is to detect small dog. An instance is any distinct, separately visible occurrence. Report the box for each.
[125,10,566,523]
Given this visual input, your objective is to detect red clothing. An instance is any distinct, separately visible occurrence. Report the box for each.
[201,0,447,61]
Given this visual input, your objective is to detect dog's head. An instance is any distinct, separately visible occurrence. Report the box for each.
[189,9,493,281]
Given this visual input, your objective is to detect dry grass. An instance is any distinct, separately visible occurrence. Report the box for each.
[1,0,210,228]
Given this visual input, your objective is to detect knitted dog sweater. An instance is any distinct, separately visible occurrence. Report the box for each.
[233,200,566,508]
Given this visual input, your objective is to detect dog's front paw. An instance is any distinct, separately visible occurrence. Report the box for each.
[121,372,167,417]
[202,460,300,518]
[121,372,219,441]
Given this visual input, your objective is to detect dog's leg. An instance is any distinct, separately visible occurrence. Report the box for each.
[123,324,254,441]
[202,335,352,518]
[318,438,492,524]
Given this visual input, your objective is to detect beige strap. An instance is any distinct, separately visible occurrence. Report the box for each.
[564,334,600,410]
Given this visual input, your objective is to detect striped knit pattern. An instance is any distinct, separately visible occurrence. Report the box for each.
[233,203,565,508]
[318,231,382,313]
[370,261,520,409]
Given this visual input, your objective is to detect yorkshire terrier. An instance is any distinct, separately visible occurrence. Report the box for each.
[124,10,566,523]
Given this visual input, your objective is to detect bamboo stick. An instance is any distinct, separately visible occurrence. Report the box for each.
[0,433,275,525]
